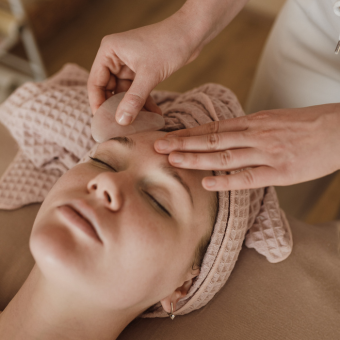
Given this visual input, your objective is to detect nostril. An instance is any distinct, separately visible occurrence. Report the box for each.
[92,184,97,190]
[104,191,111,203]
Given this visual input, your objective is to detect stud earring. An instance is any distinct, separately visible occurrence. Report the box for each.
[168,302,175,320]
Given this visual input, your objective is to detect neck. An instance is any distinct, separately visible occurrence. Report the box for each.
[0,265,141,340]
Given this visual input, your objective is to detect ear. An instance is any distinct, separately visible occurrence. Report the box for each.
[160,268,200,314]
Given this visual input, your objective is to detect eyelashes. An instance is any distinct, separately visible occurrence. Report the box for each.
[89,156,117,172]
[88,156,171,217]
[142,190,171,217]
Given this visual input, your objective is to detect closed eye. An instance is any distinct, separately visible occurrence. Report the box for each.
[143,190,171,217]
[90,156,171,217]
[89,156,117,172]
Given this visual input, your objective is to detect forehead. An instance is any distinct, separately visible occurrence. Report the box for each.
[95,130,216,219]
[97,132,176,170]
[97,131,166,153]
[128,131,167,147]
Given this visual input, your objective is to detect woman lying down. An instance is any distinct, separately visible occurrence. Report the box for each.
[0,64,292,339]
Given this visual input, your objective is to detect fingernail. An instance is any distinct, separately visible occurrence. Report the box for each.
[205,178,216,187]
[171,153,184,164]
[155,139,170,150]
[118,112,133,125]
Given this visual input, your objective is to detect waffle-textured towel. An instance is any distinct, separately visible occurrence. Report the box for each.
[0,64,292,317]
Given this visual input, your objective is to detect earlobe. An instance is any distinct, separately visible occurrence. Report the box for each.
[160,270,199,315]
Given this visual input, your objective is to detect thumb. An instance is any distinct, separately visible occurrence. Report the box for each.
[115,73,158,125]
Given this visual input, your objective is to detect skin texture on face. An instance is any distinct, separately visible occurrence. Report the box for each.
[30,131,215,314]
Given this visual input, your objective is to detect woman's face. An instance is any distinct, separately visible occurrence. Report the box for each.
[30,131,215,311]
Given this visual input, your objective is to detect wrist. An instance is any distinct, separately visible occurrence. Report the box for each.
[166,8,210,63]
[173,0,249,56]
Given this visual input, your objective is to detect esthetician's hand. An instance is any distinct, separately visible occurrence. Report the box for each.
[88,0,249,124]
[87,15,202,124]
[154,104,340,190]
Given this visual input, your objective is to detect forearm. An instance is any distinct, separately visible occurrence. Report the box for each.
[172,0,250,56]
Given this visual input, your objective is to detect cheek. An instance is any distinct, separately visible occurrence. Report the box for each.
[31,204,97,268]
[114,211,172,274]
[101,208,183,305]
[45,167,90,201]
[32,165,97,232]
[30,212,120,308]
[29,166,109,296]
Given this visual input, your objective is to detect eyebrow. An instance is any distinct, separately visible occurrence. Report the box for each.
[108,136,194,208]
[109,136,135,148]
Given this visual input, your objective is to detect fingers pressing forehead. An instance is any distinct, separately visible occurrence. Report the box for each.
[154,131,250,153]
[164,116,249,138]
[168,148,268,171]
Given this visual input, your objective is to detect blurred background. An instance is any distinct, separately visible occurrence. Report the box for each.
[0,0,285,104]
[0,0,339,223]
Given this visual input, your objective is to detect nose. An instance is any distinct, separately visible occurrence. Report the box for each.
[87,172,123,211]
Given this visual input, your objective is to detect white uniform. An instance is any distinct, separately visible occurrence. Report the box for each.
[246,0,340,220]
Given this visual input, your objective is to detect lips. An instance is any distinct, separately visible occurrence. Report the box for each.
[57,202,103,243]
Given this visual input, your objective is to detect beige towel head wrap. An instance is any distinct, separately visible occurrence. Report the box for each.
[0,64,293,318]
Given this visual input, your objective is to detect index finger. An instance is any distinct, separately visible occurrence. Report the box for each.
[165,116,249,138]
[87,59,113,114]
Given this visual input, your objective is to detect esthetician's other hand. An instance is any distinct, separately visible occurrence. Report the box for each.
[87,16,202,124]
[88,0,249,124]
[154,104,340,190]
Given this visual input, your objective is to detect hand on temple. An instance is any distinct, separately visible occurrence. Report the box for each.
[154,104,340,190]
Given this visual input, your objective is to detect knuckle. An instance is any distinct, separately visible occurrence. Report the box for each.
[277,154,293,174]
[242,169,255,186]
[206,133,220,150]
[100,35,110,46]
[263,136,284,155]
[219,150,232,167]
[271,143,285,155]
[207,121,220,134]
[279,162,290,176]
[191,153,200,167]
[125,94,144,109]
[177,137,186,151]
[250,110,271,121]
[239,115,249,125]
[217,176,229,191]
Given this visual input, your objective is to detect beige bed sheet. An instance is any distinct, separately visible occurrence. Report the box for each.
[0,121,339,339]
